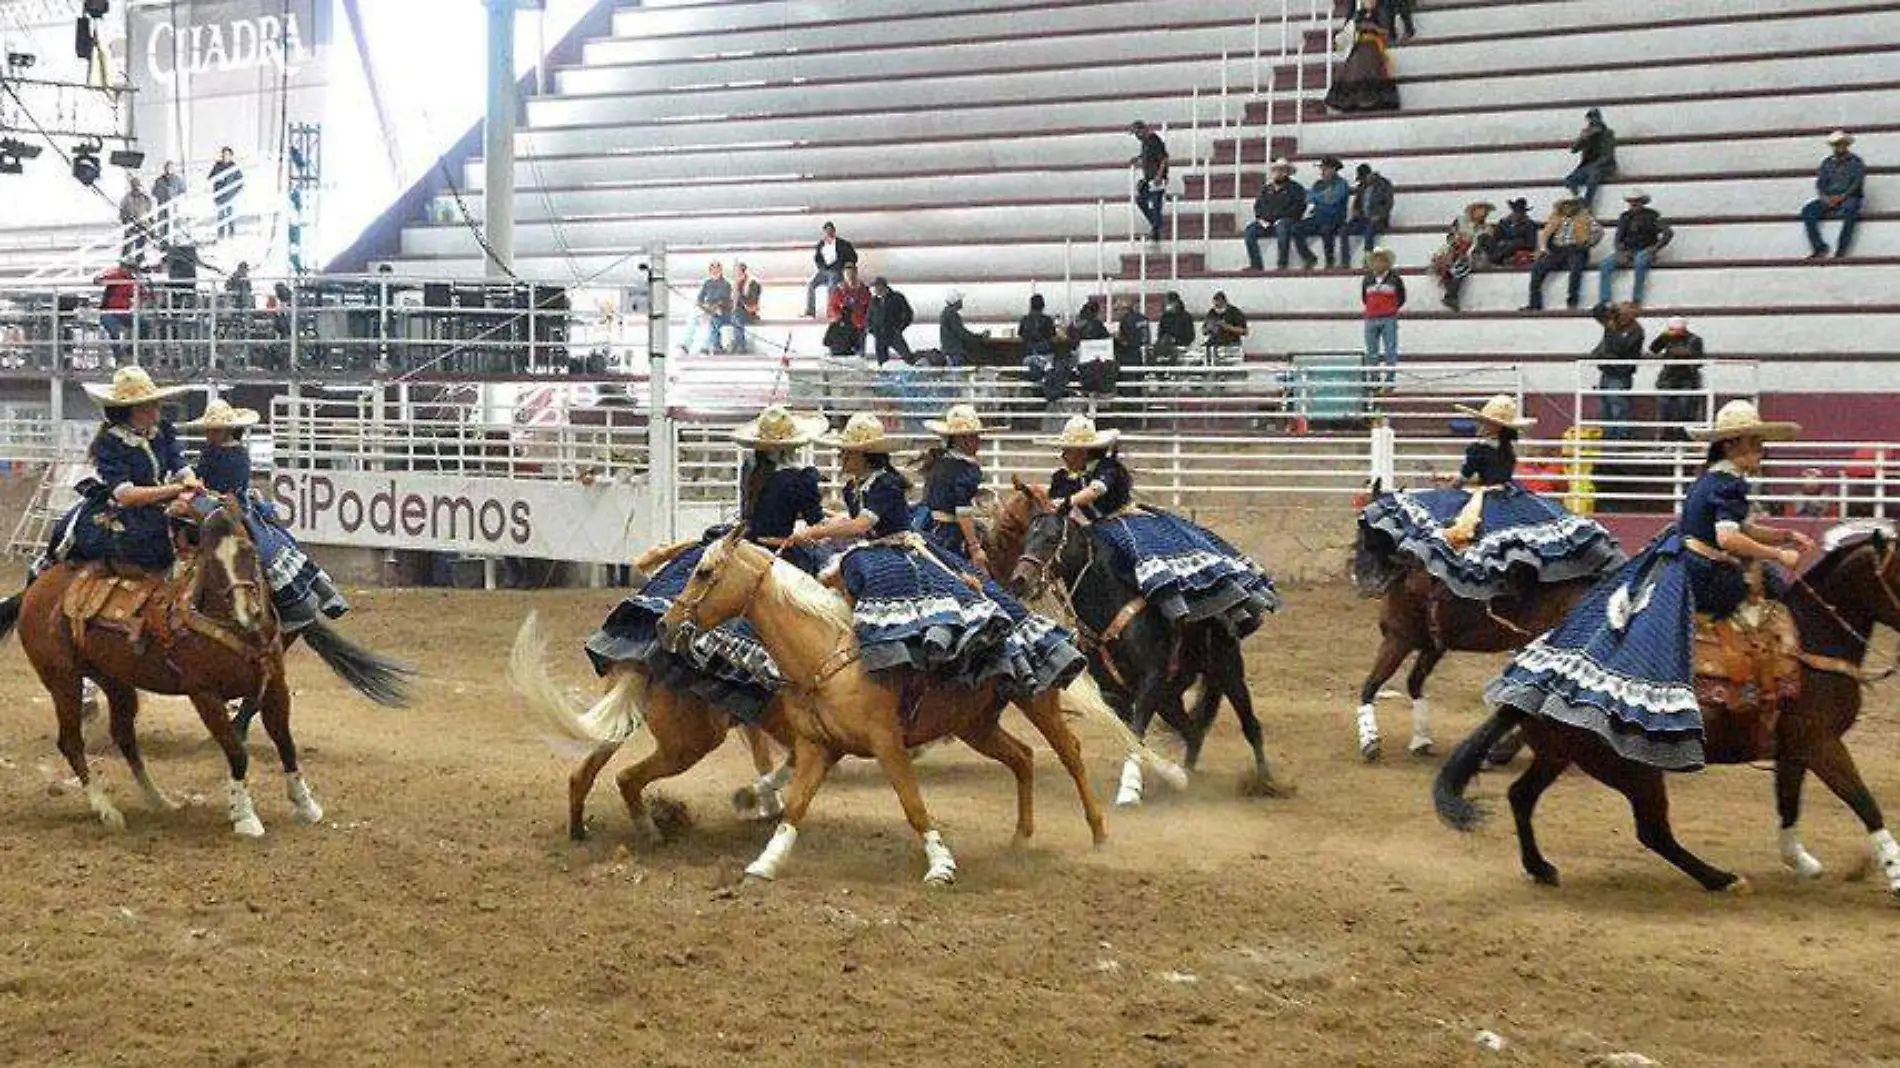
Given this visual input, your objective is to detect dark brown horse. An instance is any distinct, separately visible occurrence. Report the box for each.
[0,498,405,837]
[1436,530,1900,899]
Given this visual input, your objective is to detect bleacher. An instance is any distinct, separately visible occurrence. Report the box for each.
[378,0,1900,377]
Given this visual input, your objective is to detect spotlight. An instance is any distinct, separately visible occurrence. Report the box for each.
[71,140,101,186]
[5,52,34,69]
[0,138,41,161]
[0,151,20,177]
[108,148,144,169]
[82,0,109,17]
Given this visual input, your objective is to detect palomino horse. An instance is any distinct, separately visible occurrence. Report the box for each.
[1436,529,1900,899]
[533,532,1177,884]
[0,498,408,836]
[1010,494,1280,805]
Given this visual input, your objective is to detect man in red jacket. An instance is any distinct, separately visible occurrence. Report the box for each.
[1360,246,1407,387]
[95,259,145,364]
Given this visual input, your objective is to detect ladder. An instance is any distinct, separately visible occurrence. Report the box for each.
[5,461,84,559]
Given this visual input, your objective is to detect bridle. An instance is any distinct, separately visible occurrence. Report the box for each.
[1786,539,1900,683]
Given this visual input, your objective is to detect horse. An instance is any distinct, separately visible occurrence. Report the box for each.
[1010,492,1279,805]
[1351,536,1599,762]
[0,497,410,837]
[1435,529,1900,899]
[548,531,1179,884]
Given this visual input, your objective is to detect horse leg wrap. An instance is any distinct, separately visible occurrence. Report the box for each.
[1356,703,1382,762]
[226,779,265,838]
[1114,755,1144,807]
[745,823,798,881]
[922,829,958,886]
[287,772,324,824]
[1408,698,1434,756]
[1779,826,1825,879]
[1870,829,1900,896]
[86,778,125,831]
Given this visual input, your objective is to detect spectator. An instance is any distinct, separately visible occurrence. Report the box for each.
[1649,315,1706,438]
[1361,247,1406,385]
[1113,296,1150,368]
[1789,468,1831,519]
[1563,107,1617,211]
[1345,162,1395,267]
[1017,293,1058,362]
[1202,291,1248,360]
[1430,201,1495,312]
[1070,298,1115,397]
[804,221,857,318]
[686,261,732,355]
[94,258,143,364]
[1489,197,1541,267]
[208,147,242,240]
[1802,129,1865,259]
[119,176,154,260]
[730,262,762,354]
[225,260,254,311]
[152,161,185,246]
[1293,156,1353,268]
[1154,291,1195,363]
[1326,0,1400,113]
[1523,195,1601,311]
[1379,0,1416,41]
[939,290,989,366]
[867,276,913,366]
[825,263,872,355]
[1130,121,1170,241]
[1590,301,1644,439]
[1597,190,1672,306]
[1244,158,1307,271]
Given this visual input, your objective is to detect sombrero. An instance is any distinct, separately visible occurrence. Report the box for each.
[1688,399,1800,443]
[1453,394,1537,429]
[83,366,191,406]
[178,398,261,430]
[729,404,828,448]
[818,412,896,452]
[1037,414,1120,450]
[923,403,990,437]
[1465,200,1497,216]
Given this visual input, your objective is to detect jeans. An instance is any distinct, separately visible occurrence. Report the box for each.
[1563,162,1612,211]
[805,266,842,316]
[873,330,912,365]
[687,313,731,353]
[1243,219,1299,269]
[1527,247,1589,309]
[1597,247,1654,305]
[101,311,132,362]
[1657,390,1706,437]
[1363,317,1399,383]
[728,311,752,354]
[1341,217,1381,267]
[1136,181,1165,237]
[1598,371,1634,439]
[1801,195,1863,256]
[1293,214,1347,266]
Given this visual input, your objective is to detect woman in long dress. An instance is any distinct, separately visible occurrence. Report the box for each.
[46,367,199,575]
[1326,0,1401,113]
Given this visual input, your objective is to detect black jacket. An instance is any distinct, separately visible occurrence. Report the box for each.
[940,305,984,358]
[1613,207,1671,253]
[813,237,858,271]
[1253,179,1306,225]
[868,289,913,338]
[1491,213,1541,259]
[1351,173,1395,227]
[1650,330,1706,388]
[1157,307,1196,346]
[1571,122,1617,171]
[1591,305,1645,378]
[1017,311,1057,349]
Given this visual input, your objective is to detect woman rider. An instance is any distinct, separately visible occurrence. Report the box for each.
[48,367,199,574]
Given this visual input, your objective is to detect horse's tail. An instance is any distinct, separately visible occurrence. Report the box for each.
[300,619,417,708]
[508,612,650,759]
[0,591,20,646]
[1434,708,1525,832]
[1057,671,1188,789]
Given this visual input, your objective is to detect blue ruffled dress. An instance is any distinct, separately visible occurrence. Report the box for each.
[193,443,348,632]
[56,422,189,572]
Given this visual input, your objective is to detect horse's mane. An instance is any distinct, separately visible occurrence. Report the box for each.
[1798,523,1892,590]
[718,538,855,631]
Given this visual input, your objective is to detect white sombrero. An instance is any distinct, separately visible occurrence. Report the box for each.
[729,404,829,448]
[1037,414,1120,450]
[923,403,990,437]
[82,366,191,406]
[1688,399,1801,443]
[178,398,261,430]
[818,412,897,452]
[1453,394,1537,429]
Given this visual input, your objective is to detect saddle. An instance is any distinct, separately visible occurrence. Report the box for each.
[1693,599,1800,764]
[59,560,267,662]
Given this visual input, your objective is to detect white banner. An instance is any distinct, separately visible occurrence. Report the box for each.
[264,469,647,564]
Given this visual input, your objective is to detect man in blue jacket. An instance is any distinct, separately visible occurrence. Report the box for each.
[1802,129,1866,259]
[1293,156,1353,268]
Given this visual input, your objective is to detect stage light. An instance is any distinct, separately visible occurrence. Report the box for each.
[71,140,100,186]
[0,138,41,161]
[108,148,144,169]
[5,52,34,69]
[82,1,109,17]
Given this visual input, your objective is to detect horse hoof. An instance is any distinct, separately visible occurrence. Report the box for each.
[1407,737,1436,758]
[96,808,126,833]
[292,800,325,825]
[923,868,957,888]
[1359,739,1382,763]
[1238,771,1295,799]
[1717,875,1751,896]
[1527,866,1561,888]
[568,824,589,843]
[233,816,266,839]
[1113,793,1142,809]
[741,865,777,884]
[1782,852,1825,880]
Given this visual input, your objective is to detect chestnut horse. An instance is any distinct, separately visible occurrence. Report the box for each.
[0,499,407,837]
[1436,529,1900,899]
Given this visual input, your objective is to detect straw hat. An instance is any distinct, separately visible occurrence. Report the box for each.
[1038,414,1120,450]
[923,403,990,437]
[1688,399,1801,443]
[83,366,191,406]
[1553,194,1583,211]
[1367,245,1396,264]
[1269,157,1296,173]
[729,404,829,448]
[1453,394,1537,429]
[818,412,896,453]
[1827,129,1855,146]
[1623,189,1651,204]
[178,398,260,430]
[1464,200,1497,216]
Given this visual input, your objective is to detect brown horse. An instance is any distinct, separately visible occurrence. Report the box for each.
[529,532,1174,884]
[1436,530,1900,899]
[0,499,401,836]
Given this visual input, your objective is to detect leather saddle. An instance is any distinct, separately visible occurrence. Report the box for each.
[61,563,179,654]
[1693,598,1800,764]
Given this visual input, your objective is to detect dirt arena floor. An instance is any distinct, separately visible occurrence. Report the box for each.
[3,570,1900,1067]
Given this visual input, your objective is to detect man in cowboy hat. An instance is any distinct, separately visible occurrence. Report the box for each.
[1292,156,1353,269]
[1649,315,1707,438]
[1597,189,1673,306]
[1523,195,1602,312]
[1345,162,1395,268]
[1801,129,1865,259]
[1244,158,1307,271]
[1562,107,1617,211]
[1489,197,1540,268]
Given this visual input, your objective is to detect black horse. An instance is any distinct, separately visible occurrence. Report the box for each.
[1011,506,1282,803]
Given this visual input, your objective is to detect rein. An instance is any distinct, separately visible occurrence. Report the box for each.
[1786,542,1900,685]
